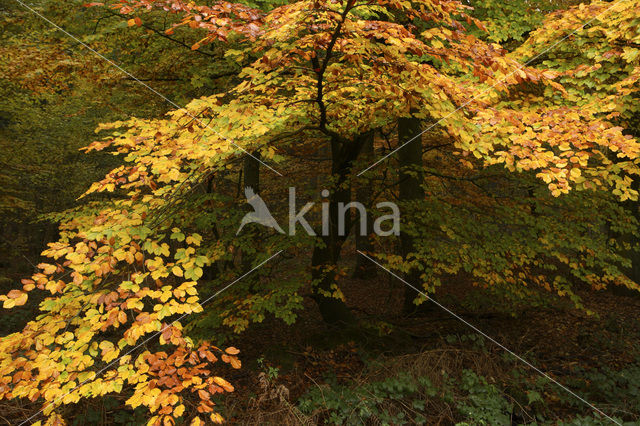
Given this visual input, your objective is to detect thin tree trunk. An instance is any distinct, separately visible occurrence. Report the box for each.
[353,131,377,279]
[244,152,260,195]
[242,152,260,273]
[398,117,426,313]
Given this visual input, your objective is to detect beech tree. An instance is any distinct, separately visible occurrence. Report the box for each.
[2,0,640,424]
[516,0,640,284]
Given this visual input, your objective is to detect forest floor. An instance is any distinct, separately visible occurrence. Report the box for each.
[220,252,640,425]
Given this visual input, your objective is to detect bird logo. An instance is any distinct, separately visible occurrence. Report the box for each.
[237,187,285,235]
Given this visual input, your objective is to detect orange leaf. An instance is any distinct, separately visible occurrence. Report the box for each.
[7,289,23,299]
[225,346,240,355]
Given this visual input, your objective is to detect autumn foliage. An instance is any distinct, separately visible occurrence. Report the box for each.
[2,0,640,424]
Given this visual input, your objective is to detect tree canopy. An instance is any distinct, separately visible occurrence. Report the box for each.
[2,0,640,424]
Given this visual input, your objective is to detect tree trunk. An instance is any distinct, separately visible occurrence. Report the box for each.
[312,240,356,325]
[398,117,426,313]
[244,152,260,195]
[353,131,377,279]
[242,152,261,274]
[311,136,363,326]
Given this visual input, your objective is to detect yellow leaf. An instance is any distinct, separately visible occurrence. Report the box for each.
[186,234,202,246]
[213,377,234,392]
[14,292,28,306]
[39,263,57,275]
[174,404,185,417]
[172,266,183,277]
[210,413,224,424]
